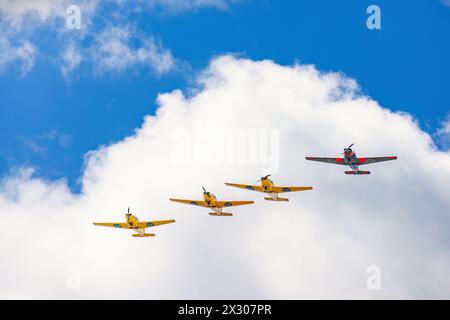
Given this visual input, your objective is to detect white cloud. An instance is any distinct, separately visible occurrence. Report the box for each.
[0,0,64,27]
[146,0,238,13]
[440,120,450,136]
[0,36,36,75]
[60,42,82,79]
[91,26,175,75]
[436,117,450,149]
[1,56,450,299]
[0,0,236,28]
[18,130,72,155]
[0,0,238,76]
[0,0,93,75]
[0,0,98,28]
[58,25,176,79]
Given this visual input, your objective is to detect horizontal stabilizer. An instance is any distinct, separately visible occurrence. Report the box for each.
[264,197,289,201]
[345,171,370,175]
[132,233,155,237]
[209,212,233,217]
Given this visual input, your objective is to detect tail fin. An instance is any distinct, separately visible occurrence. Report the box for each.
[209,212,233,217]
[345,170,370,175]
[264,197,289,202]
[132,233,155,237]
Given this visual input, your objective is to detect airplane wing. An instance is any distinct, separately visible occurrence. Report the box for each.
[214,200,254,208]
[93,222,130,229]
[169,199,208,207]
[357,156,397,165]
[305,157,347,165]
[225,182,264,192]
[137,219,175,229]
[305,156,397,166]
[271,186,313,193]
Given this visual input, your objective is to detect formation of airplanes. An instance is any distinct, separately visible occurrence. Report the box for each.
[93,144,397,237]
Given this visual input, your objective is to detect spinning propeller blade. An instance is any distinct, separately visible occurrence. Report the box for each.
[257,174,271,182]
[342,143,354,154]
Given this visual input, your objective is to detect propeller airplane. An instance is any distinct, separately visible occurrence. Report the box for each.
[225,174,313,201]
[305,144,397,175]
[93,208,175,237]
[170,187,254,216]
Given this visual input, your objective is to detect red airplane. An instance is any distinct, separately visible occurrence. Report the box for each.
[305,144,397,175]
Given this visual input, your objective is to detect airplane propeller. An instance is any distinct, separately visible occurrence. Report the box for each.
[342,143,354,154]
[202,187,208,194]
[127,207,130,214]
[257,174,271,182]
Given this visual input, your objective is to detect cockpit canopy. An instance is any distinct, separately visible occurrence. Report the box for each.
[344,148,355,158]
[260,176,273,184]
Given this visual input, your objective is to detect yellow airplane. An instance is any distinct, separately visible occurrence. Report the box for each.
[170,187,254,216]
[93,208,175,237]
[225,174,313,201]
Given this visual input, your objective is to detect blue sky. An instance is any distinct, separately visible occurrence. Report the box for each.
[1,0,450,300]
[0,0,449,192]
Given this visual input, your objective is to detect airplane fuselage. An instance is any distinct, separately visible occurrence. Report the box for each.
[203,192,228,214]
[126,214,146,235]
[261,178,274,192]
[260,178,287,200]
[344,151,359,171]
[203,192,217,207]
[260,178,279,200]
